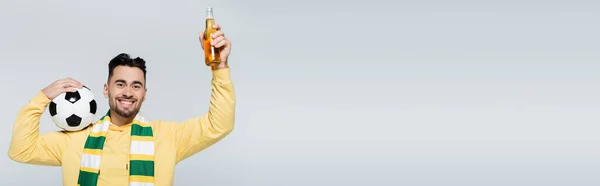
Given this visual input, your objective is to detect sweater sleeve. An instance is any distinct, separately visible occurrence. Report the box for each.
[8,91,69,166]
[172,68,236,162]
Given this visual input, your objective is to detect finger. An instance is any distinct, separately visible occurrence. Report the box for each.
[199,31,205,41]
[211,36,225,45]
[55,78,71,85]
[61,83,77,89]
[64,87,78,92]
[58,78,82,86]
[199,32,205,49]
[73,80,84,88]
[63,77,79,84]
[210,31,224,39]
[66,78,83,87]
[65,80,84,88]
[212,24,221,30]
[214,39,229,48]
[60,82,82,89]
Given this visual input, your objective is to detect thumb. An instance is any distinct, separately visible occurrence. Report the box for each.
[199,31,205,41]
[199,31,205,49]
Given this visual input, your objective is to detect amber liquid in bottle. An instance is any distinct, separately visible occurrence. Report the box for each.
[204,7,221,67]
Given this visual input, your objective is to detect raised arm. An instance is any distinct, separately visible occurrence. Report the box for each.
[173,68,236,162]
[8,91,70,166]
[171,23,235,162]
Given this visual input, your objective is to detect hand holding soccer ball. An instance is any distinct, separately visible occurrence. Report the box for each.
[43,78,98,131]
[42,78,84,99]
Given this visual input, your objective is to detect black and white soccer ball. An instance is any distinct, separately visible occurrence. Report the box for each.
[48,86,97,131]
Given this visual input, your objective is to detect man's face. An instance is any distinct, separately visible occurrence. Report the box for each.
[103,65,146,119]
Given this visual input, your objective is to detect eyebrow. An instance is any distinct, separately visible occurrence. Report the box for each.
[114,79,144,86]
[132,81,144,86]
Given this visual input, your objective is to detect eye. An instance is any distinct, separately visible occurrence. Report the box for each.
[116,83,125,87]
[133,85,142,89]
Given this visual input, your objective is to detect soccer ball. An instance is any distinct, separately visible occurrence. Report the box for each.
[48,86,97,131]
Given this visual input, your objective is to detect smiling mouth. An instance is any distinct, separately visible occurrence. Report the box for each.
[117,99,136,106]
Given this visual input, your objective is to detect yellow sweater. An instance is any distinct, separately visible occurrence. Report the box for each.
[8,68,236,186]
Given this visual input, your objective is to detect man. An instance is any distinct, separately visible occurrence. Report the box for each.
[8,24,235,186]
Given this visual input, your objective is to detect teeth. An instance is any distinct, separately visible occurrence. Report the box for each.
[119,100,133,105]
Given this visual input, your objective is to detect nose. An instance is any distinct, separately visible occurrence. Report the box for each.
[121,86,134,97]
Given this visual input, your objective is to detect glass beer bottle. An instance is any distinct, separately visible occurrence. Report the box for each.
[204,7,221,67]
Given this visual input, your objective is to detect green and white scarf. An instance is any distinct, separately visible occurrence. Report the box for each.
[77,110,155,186]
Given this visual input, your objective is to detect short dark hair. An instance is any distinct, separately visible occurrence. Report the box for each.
[108,53,147,82]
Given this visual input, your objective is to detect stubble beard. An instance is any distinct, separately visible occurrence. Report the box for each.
[108,94,141,118]
[111,102,139,118]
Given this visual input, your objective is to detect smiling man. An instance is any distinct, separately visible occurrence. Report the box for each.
[8,24,235,186]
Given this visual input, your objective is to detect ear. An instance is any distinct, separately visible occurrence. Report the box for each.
[103,83,108,98]
[142,88,147,102]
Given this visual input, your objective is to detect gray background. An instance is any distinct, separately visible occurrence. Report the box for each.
[0,0,599,185]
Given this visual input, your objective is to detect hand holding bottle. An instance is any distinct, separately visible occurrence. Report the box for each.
[200,7,231,69]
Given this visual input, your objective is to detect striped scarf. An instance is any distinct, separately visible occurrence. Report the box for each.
[77,110,155,186]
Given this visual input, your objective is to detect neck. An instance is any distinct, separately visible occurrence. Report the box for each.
[109,110,135,126]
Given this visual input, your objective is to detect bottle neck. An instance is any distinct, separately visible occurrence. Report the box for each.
[206,8,214,19]
[205,8,215,30]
